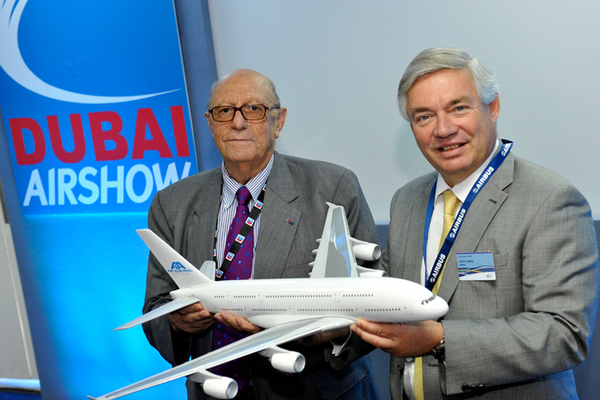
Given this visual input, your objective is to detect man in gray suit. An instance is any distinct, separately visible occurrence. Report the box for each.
[142,69,381,399]
[351,48,599,399]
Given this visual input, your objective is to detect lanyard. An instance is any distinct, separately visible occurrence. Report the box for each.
[213,184,267,280]
[423,139,513,291]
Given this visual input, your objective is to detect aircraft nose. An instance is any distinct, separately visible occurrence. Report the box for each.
[433,297,449,319]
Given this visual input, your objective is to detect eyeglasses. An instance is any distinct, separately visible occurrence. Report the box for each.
[208,104,280,122]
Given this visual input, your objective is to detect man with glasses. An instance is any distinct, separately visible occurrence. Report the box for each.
[142,69,381,400]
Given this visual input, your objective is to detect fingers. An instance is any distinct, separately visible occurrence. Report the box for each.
[351,319,444,358]
[169,303,215,333]
[215,311,262,334]
[168,303,263,335]
[351,319,398,351]
[169,312,215,333]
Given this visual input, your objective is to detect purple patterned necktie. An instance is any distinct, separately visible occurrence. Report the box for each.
[222,186,253,281]
[212,186,253,388]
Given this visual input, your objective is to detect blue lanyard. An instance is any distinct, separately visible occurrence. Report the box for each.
[423,139,513,291]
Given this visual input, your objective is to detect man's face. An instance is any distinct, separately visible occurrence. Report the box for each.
[205,72,286,175]
[406,68,500,186]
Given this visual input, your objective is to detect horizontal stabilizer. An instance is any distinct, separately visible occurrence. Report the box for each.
[114,297,199,330]
[136,229,214,289]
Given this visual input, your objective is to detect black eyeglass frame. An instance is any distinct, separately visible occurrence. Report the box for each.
[208,104,281,122]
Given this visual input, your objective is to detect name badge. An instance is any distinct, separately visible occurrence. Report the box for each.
[457,252,496,281]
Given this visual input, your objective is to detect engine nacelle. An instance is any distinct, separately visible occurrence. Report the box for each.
[270,352,306,373]
[259,346,306,373]
[202,379,238,399]
[350,238,381,261]
[189,370,238,399]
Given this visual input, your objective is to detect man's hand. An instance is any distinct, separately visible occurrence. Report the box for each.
[169,303,214,333]
[350,319,443,358]
[215,311,262,334]
[214,312,349,347]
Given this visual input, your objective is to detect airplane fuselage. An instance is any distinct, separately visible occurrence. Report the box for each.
[171,276,448,328]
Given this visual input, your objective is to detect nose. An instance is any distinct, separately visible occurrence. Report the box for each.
[435,113,457,138]
[230,109,248,129]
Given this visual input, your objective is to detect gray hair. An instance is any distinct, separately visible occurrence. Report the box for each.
[397,48,499,121]
[207,69,281,110]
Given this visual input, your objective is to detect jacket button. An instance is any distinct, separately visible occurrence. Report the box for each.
[462,384,485,392]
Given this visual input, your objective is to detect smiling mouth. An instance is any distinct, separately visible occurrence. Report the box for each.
[439,143,463,152]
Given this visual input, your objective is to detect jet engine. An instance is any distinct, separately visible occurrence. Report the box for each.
[259,346,306,373]
[189,370,238,399]
[350,238,381,261]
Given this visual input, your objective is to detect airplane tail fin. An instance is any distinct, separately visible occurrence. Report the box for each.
[309,203,382,279]
[137,229,214,289]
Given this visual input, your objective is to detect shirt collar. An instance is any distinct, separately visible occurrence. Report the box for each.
[435,139,500,203]
[221,155,274,208]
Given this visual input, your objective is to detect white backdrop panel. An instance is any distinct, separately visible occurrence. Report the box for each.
[207,0,600,222]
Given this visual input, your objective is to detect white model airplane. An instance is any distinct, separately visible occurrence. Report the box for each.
[89,203,449,400]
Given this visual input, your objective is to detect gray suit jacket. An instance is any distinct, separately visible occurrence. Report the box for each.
[381,153,599,399]
[143,152,381,400]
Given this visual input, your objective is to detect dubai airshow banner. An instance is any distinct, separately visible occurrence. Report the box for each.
[0,0,205,398]
[0,0,198,214]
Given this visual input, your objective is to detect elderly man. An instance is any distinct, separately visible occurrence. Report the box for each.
[351,48,599,399]
[142,69,381,400]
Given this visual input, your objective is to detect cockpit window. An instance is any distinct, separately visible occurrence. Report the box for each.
[421,295,436,305]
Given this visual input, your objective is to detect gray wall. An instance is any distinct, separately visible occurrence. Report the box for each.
[206,0,600,222]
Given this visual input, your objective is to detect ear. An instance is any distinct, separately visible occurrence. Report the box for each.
[273,107,287,139]
[488,95,500,124]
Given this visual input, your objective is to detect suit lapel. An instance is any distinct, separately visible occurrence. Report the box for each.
[437,153,515,302]
[254,154,301,279]
[189,170,222,264]
[404,177,436,285]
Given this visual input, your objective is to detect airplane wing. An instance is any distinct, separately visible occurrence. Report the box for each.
[114,297,199,330]
[89,316,353,400]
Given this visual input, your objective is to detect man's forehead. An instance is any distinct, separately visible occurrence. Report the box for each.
[213,75,272,105]
[408,70,478,105]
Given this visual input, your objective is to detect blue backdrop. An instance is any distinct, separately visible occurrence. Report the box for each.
[0,0,217,398]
